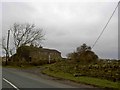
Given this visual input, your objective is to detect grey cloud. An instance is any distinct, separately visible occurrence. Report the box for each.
[1,1,118,59]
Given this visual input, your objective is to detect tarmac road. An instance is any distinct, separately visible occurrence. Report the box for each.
[2,68,76,89]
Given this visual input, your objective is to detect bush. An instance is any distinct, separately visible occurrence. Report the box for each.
[67,44,98,64]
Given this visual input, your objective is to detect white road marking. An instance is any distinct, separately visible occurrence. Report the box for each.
[3,78,20,90]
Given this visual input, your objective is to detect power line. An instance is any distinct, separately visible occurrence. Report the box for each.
[92,2,120,49]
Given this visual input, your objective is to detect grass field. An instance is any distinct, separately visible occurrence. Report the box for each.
[42,69,120,89]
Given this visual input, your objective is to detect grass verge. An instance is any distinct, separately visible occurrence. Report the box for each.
[42,69,120,89]
[2,65,36,69]
[2,64,52,69]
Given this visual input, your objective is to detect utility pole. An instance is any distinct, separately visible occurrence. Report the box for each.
[48,53,51,64]
[6,30,10,65]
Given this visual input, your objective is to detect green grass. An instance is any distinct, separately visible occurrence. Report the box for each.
[2,65,36,69]
[42,69,120,89]
[2,63,52,69]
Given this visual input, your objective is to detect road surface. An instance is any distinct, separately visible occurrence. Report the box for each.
[2,68,77,89]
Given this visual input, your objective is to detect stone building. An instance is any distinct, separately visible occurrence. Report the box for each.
[16,45,62,64]
[29,47,62,61]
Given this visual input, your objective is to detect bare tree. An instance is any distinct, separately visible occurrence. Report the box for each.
[1,37,14,56]
[11,23,44,50]
[2,37,9,65]
[2,37,8,56]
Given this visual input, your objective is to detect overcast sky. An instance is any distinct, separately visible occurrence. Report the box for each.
[1,0,119,59]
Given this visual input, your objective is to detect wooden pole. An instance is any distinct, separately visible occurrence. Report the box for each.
[48,53,51,64]
[5,30,10,65]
